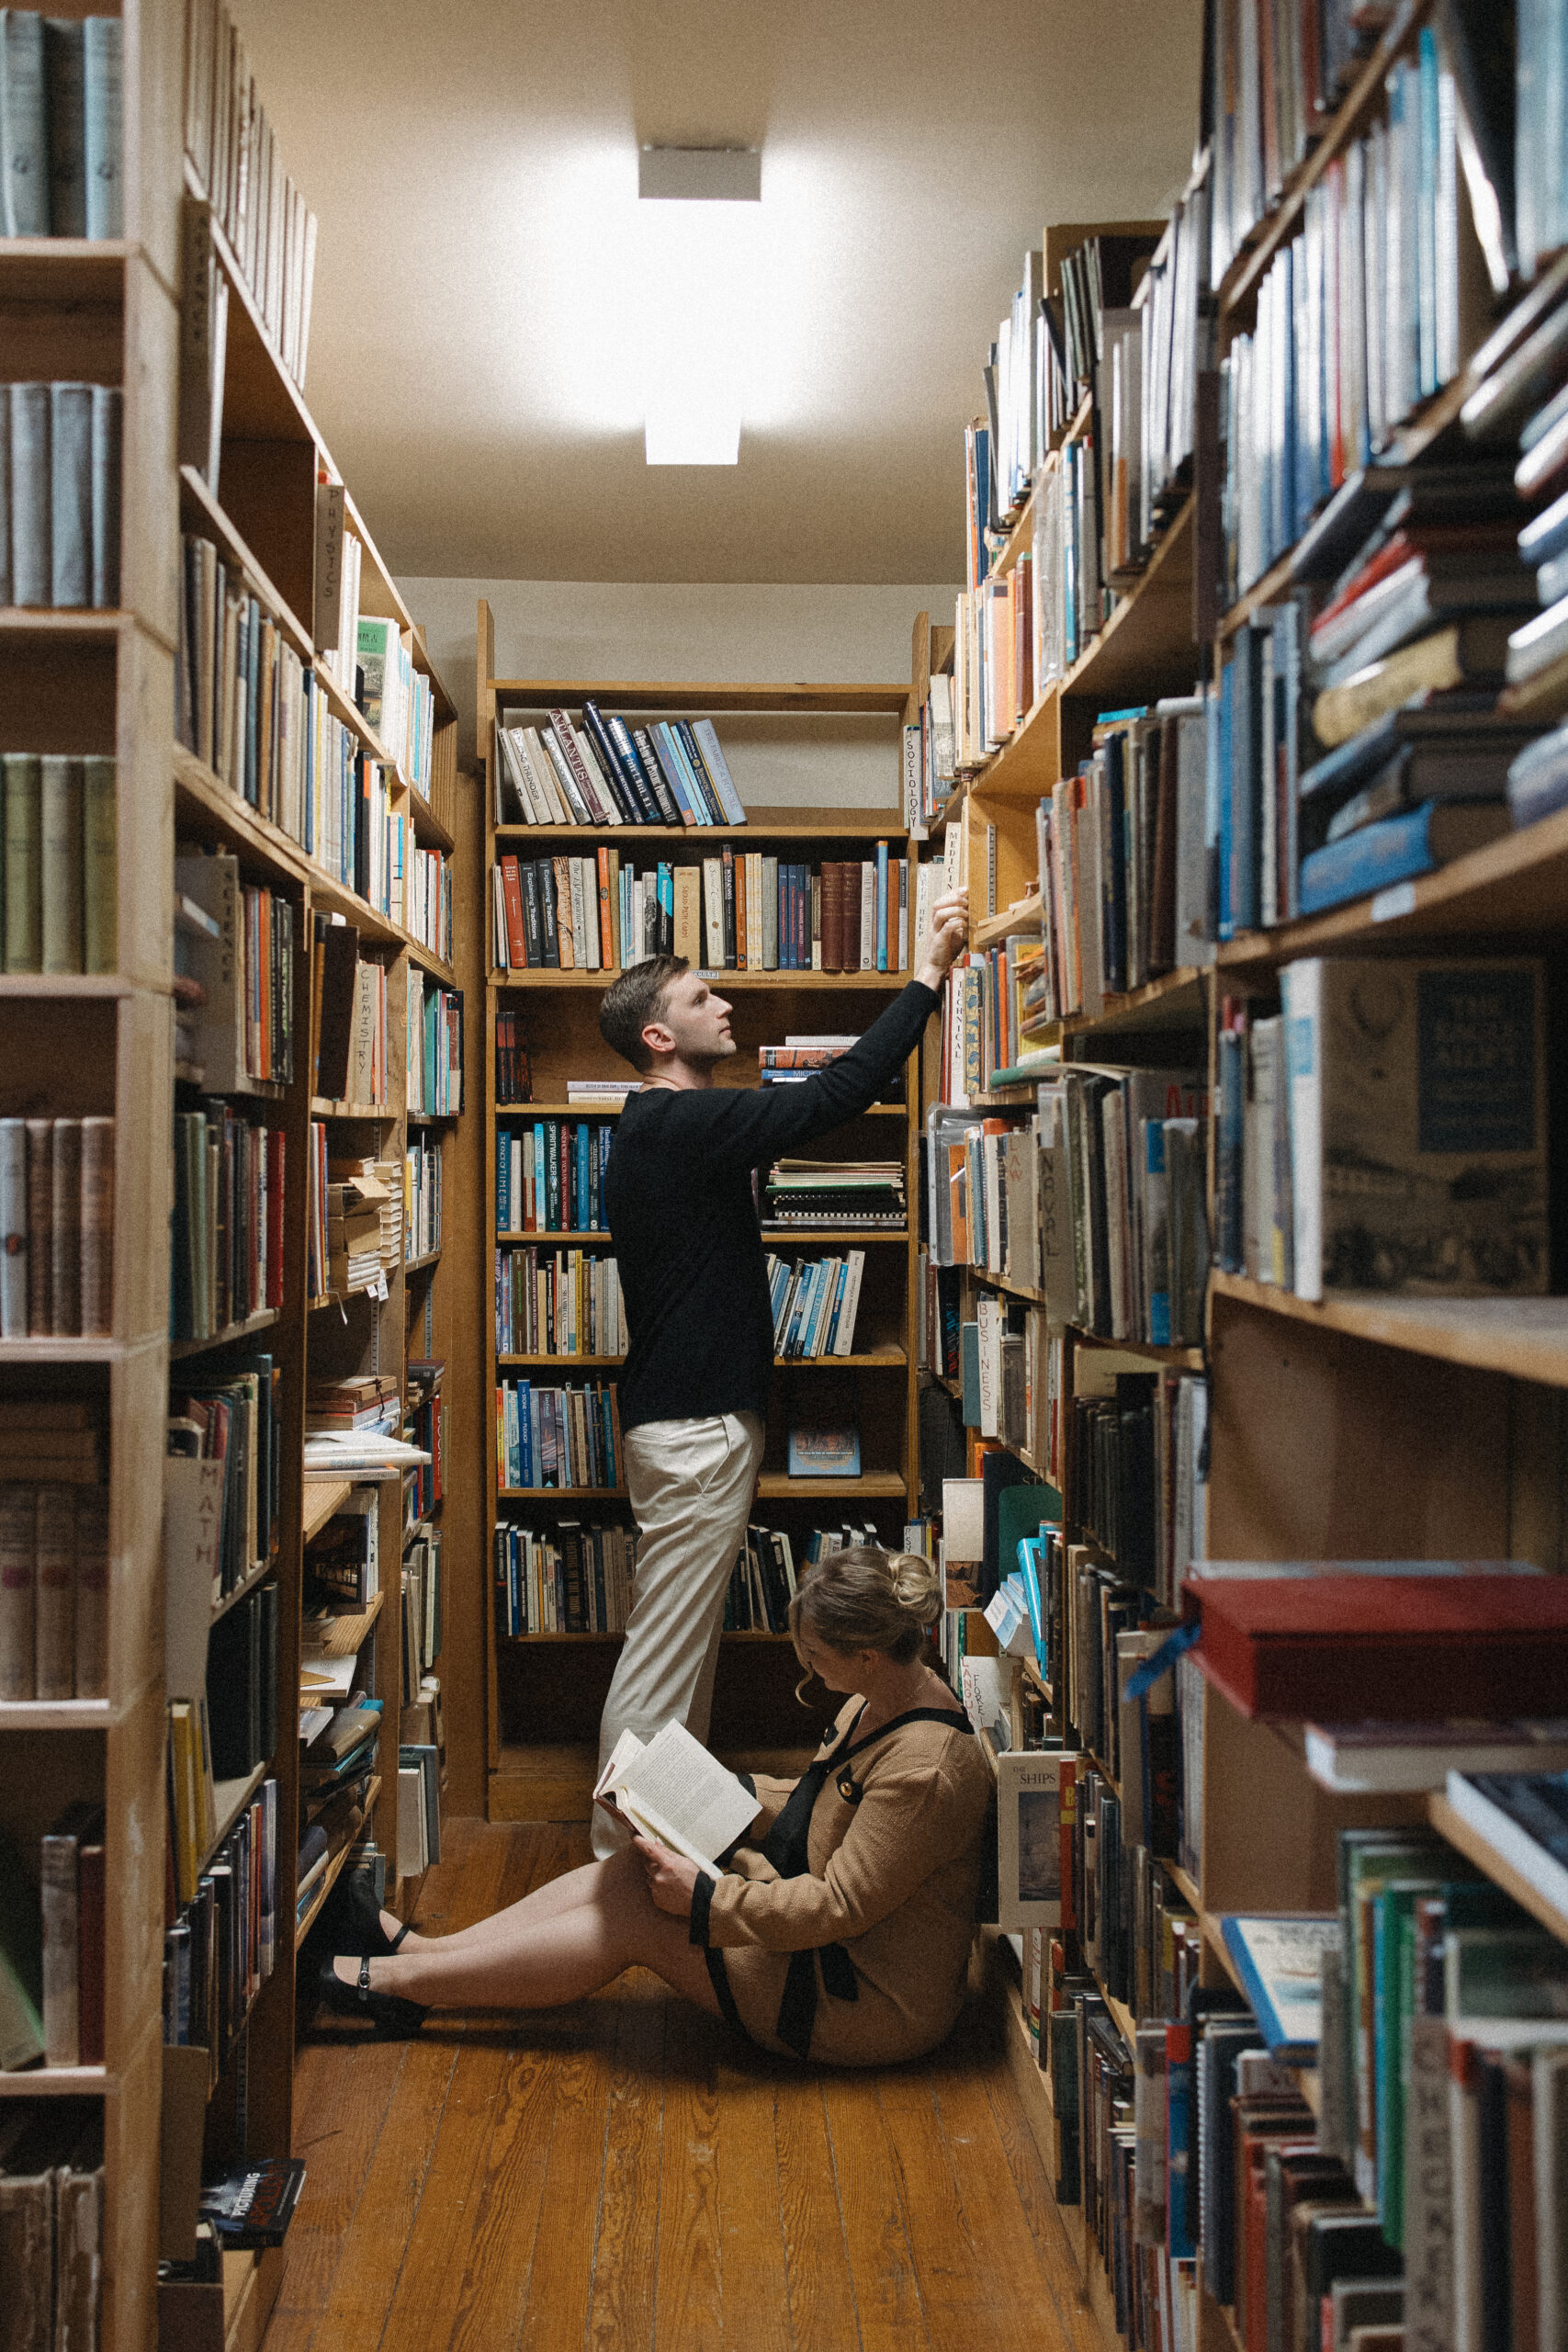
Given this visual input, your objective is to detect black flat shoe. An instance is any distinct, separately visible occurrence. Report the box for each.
[324,1870,412,1960]
[316,1953,427,2038]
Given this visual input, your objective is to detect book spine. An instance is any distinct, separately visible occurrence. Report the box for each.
[78,1116,114,1337]
[39,1824,82,2064]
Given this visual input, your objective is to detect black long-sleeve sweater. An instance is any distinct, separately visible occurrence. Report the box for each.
[605,981,940,1430]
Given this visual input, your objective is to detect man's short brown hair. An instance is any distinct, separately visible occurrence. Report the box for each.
[598,955,689,1074]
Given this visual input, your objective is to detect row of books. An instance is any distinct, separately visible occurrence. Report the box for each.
[206,1582,277,1781]
[493,707,747,830]
[496,1378,623,1493]
[167,1360,281,1609]
[405,978,462,1118]
[356,616,437,803]
[953,546,1038,764]
[162,1780,276,2084]
[493,1004,534,1105]
[494,1245,626,1361]
[766,1249,868,1360]
[925,1102,1047,1293]
[723,1521,807,1634]
[0,11,121,238]
[183,0,316,387]
[495,1117,615,1238]
[405,1133,442,1263]
[1215,956,1547,1304]
[1221,29,1495,608]
[0,1479,107,1705]
[0,754,116,975]
[400,1529,442,1693]
[175,857,295,1091]
[908,669,958,832]
[1032,698,1212,1018]
[0,1801,104,2078]
[0,2106,101,2348]
[493,1518,637,1637]
[1071,1371,1212,1612]
[1205,0,1398,289]
[0,1114,114,1339]
[492,846,934,977]
[403,1362,445,1523]
[402,842,453,963]
[0,382,120,611]
[170,1103,285,1341]
[176,537,411,922]
[308,920,386,1106]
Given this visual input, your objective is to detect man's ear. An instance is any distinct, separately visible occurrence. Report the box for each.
[640,1017,675,1059]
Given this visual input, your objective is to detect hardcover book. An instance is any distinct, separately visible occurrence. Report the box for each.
[786,1425,861,1479]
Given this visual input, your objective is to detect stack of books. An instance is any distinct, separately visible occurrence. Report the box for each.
[494,706,746,829]
[765,1250,866,1359]
[761,1159,906,1230]
[496,1378,623,1491]
[306,1374,400,1438]
[171,1103,284,1340]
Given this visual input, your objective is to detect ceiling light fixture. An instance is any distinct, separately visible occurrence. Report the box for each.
[637,146,761,467]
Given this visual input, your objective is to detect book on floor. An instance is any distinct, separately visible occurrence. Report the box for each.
[592,1721,759,1881]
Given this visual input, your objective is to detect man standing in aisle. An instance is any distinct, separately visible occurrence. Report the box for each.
[591,887,969,1854]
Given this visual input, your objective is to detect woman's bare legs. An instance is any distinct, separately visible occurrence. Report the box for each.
[332,1845,721,2017]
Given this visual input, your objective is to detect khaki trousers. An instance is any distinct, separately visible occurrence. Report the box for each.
[592,1409,765,1858]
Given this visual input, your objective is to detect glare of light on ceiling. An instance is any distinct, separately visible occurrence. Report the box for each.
[638,147,761,467]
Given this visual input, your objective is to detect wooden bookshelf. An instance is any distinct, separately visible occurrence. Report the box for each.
[479,605,929,1811]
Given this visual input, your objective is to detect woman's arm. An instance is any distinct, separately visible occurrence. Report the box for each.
[687,1765,978,1954]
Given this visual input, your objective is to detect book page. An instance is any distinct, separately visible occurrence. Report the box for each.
[616,1721,758,1867]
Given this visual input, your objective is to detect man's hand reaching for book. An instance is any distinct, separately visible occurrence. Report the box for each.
[916,889,969,990]
[635,1834,700,1917]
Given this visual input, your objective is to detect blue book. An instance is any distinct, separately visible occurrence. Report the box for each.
[876,841,888,971]
[496,1134,510,1231]
[1520,483,1568,570]
[1217,1914,1340,2064]
[1216,657,1235,939]
[1016,1535,1046,1672]
[959,1319,980,1427]
[1165,2023,1196,2258]
[1507,721,1568,827]
[1298,800,1507,913]
[576,1124,590,1229]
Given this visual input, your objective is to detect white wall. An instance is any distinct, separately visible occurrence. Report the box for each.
[397,578,964,804]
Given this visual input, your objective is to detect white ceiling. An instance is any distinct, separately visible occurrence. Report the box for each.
[235,0,1203,584]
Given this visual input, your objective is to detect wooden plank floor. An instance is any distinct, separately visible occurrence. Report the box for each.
[265,1818,1099,2352]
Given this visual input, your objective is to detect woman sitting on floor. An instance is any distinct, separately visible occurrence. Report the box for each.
[320,1544,993,2064]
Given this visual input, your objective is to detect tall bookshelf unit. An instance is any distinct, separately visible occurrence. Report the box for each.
[0,5,183,2350]
[477,603,932,1817]
[930,28,1568,2351]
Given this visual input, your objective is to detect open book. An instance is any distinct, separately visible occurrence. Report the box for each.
[593,1721,760,1882]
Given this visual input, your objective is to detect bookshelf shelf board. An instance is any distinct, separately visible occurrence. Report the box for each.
[494,1230,611,1244]
[0,973,140,999]
[1219,802,1568,962]
[1063,492,1197,707]
[1072,1327,1206,1372]
[495,1102,908,1121]
[487,683,911,717]
[760,1229,909,1244]
[0,1699,114,1731]
[499,1487,628,1500]
[299,1590,384,1660]
[1428,1792,1568,1948]
[211,1556,276,1630]
[402,793,455,854]
[0,238,135,301]
[200,1762,272,1883]
[310,1098,394,1121]
[1103,1988,1138,2051]
[0,607,124,640]
[403,936,457,988]
[1210,1272,1568,1387]
[1065,965,1207,1039]
[305,867,404,948]
[1218,544,1301,640]
[173,746,310,886]
[970,684,1061,801]
[301,1482,355,1544]
[0,2065,110,2098]
[1216,0,1430,320]
[491,969,911,992]
[0,1336,126,1363]
[990,488,1039,584]
[170,1308,281,1361]
[973,894,1043,948]
[755,1473,908,1498]
[492,811,910,844]
[405,1109,460,1127]
[294,1775,383,1952]
[500,1348,908,1371]
[969,1080,1058,1109]
[932,783,966,832]
[1165,1861,1202,1913]
[498,1353,625,1368]
[403,1250,442,1276]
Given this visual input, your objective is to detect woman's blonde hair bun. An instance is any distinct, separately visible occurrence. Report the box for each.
[785,1542,942,1702]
